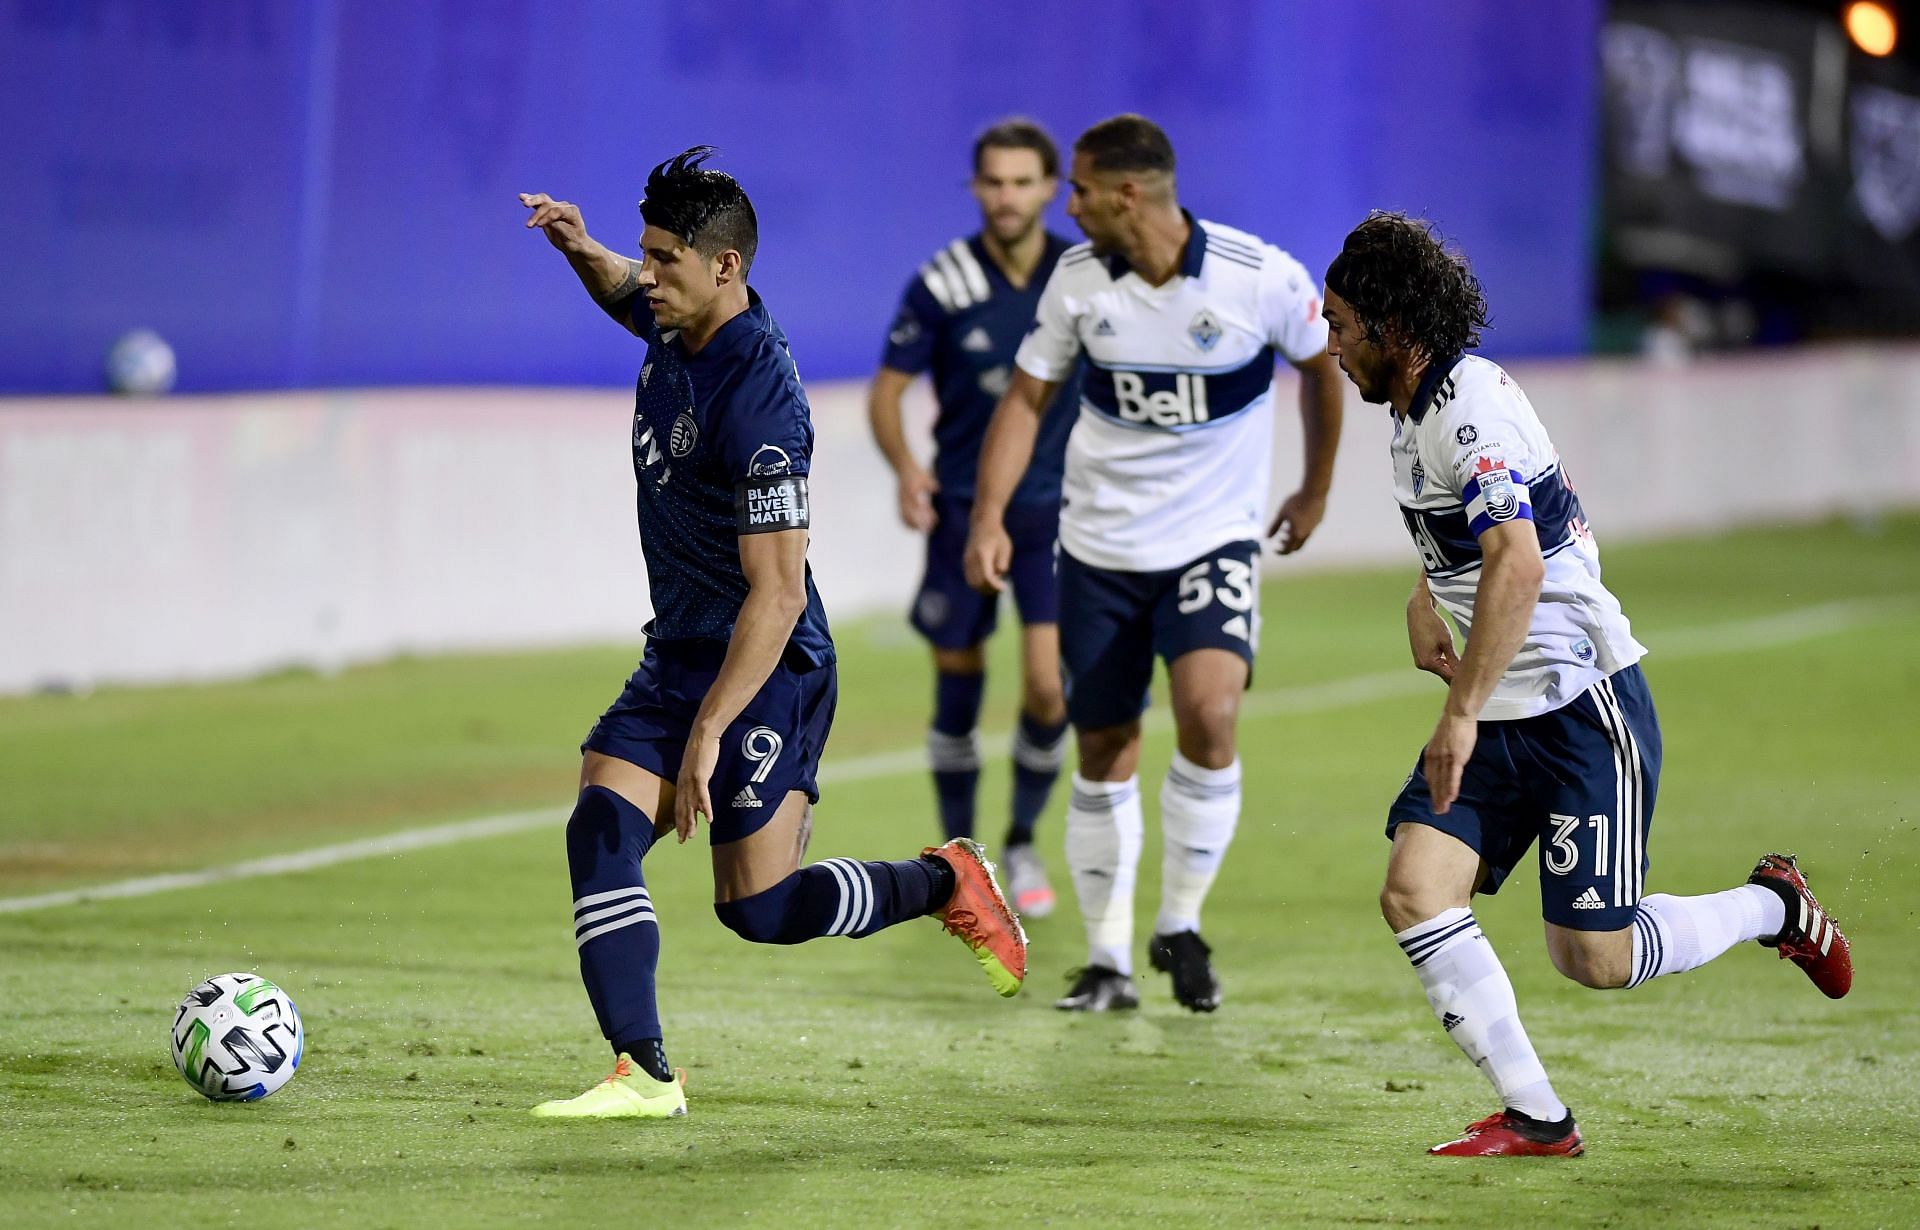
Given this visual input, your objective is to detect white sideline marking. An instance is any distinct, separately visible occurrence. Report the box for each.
[2,597,1910,916]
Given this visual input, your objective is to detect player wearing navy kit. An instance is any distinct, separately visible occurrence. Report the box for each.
[517,149,1027,1120]
[965,115,1345,1013]
[868,118,1082,919]
[1322,212,1853,1157]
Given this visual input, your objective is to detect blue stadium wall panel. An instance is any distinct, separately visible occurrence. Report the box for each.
[0,0,1599,393]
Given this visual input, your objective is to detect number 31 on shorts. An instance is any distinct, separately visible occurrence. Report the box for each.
[1177,555,1258,643]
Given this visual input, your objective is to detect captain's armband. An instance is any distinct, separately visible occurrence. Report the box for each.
[734,474,811,534]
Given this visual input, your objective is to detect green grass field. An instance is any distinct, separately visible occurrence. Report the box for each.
[3,516,1918,1228]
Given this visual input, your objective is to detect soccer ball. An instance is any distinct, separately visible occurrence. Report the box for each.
[105,328,177,395]
[170,973,304,1101]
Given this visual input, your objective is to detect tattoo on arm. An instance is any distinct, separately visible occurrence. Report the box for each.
[594,259,643,314]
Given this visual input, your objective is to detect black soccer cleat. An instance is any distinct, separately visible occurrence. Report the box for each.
[1054,966,1140,1012]
[1148,930,1222,1013]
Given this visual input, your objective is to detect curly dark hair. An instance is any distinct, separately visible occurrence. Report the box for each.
[1324,211,1487,359]
[639,145,758,276]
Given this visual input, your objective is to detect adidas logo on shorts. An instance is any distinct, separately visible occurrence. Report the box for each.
[733,785,763,810]
[1441,1011,1464,1032]
[1570,887,1605,910]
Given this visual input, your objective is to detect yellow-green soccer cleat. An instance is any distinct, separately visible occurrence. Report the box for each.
[530,1054,688,1119]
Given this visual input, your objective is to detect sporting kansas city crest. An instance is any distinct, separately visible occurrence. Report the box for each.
[1188,309,1223,352]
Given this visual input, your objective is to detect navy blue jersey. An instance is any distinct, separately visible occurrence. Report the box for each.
[621,289,834,669]
[880,232,1081,505]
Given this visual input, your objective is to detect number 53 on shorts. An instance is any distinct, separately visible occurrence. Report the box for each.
[1175,550,1259,648]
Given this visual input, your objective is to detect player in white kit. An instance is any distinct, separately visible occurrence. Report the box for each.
[965,115,1345,1012]
[1322,211,1854,1156]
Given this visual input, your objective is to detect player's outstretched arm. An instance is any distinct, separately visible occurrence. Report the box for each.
[1268,349,1345,555]
[674,528,811,842]
[518,192,647,334]
[1423,522,1543,813]
[867,367,938,532]
[964,368,1058,594]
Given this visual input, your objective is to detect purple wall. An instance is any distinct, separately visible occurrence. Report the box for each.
[0,0,1600,392]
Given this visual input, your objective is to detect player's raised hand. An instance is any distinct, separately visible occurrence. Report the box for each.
[963,520,1012,594]
[1268,487,1327,555]
[674,733,720,843]
[1408,593,1459,683]
[897,466,939,533]
[1423,712,1477,815]
[519,192,590,254]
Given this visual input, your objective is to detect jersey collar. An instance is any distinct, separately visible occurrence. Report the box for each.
[1099,209,1208,281]
[677,288,765,364]
[1406,352,1464,423]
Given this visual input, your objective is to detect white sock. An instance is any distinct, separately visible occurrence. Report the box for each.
[1396,908,1568,1122]
[1626,885,1785,988]
[1155,753,1240,936]
[1065,774,1142,976]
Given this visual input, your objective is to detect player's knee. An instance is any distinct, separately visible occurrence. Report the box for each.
[1076,725,1138,779]
[1378,879,1458,932]
[1547,936,1631,989]
[1021,679,1066,727]
[712,874,804,945]
[1173,701,1238,766]
[564,785,640,869]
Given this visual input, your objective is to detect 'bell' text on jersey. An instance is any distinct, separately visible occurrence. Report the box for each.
[622,289,834,668]
[1014,212,1329,571]
[880,232,1082,506]
[1391,354,1645,719]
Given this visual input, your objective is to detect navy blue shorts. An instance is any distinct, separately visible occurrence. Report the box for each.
[911,495,1060,650]
[1057,540,1260,730]
[1387,664,1663,932]
[582,640,838,844]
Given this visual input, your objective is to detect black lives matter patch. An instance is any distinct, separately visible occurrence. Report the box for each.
[735,475,810,534]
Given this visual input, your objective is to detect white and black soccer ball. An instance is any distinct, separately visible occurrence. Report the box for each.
[170,972,303,1101]
[105,327,177,395]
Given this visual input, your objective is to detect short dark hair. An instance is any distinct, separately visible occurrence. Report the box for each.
[639,145,759,276]
[1325,212,1489,359]
[1073,114,1175,176]
[972,117,1060,178]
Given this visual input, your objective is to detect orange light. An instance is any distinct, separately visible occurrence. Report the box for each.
[1846,1,1898,57]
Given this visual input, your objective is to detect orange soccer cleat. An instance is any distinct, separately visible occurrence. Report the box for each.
[924,838,1028,997]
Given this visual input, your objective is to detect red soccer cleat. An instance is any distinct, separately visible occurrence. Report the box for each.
[1749,853,1853,999]
[1428,1111,1584,1157]
[924,838,1028,997]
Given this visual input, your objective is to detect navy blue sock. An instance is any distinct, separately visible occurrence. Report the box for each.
[928,670,985,841]
[714,855,954,944]
[565,785,666,1070]
[1007,710,1069,848]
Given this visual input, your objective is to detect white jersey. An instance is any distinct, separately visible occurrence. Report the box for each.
[1391,354,1646,720]
[1014,213,1328,571]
